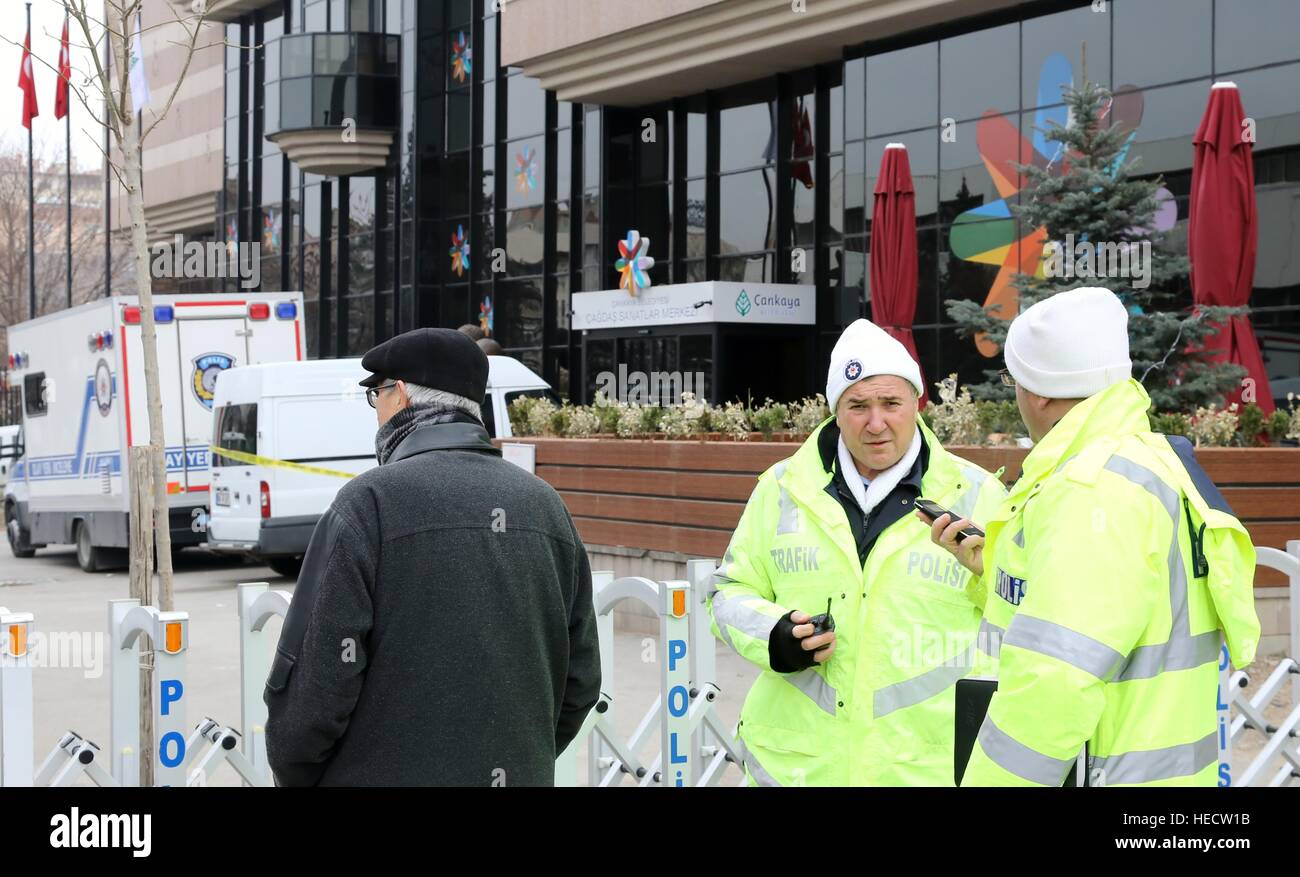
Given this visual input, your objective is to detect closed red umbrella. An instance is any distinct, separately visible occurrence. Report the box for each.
[1189,82,1274,414]
[870,143,927,406]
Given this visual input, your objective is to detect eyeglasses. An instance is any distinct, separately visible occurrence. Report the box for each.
[998,368,1016,388]
[365,382,398,408]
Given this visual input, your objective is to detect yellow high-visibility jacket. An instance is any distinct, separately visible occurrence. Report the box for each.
[963,379,1260,787]
[709,415,1005,786]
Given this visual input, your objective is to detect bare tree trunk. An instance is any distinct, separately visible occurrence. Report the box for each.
[119,82,175,613]
[128,446,154,787]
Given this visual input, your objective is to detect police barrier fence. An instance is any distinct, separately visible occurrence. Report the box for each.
[554,559,745,787]
[3,542,1293,787]
[1227,541,1300,787]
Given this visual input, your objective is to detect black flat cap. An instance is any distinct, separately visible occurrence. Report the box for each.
[358,328,489,404]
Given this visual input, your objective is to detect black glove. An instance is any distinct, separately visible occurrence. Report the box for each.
[768,610,819,673]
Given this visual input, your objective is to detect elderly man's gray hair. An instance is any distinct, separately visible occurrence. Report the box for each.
[404,382,481,421]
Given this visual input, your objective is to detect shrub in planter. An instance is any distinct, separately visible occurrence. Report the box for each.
[548,404,574,437]
[508,396,538,436]
[615,404,664,437]
[660,393,708,438]
[592,392,624,434]
[1189,404,1239,447]
[1150,411,1192,439]
[1267,408,1292,444]
[924,375,983,446]
[1234,403,1269,447]
[714,401,751,440]
[527,398,558,436]
[751,399,790,439]
[977,400,1022,438]
[566,405,602,438]
[791,394,830,434]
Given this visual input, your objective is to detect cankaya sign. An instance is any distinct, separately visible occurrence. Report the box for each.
[572,282,815,330]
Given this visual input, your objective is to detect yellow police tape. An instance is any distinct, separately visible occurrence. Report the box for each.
[208,446,358,479]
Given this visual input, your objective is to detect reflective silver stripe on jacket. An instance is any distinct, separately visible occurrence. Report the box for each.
[709,588,780,652]
[951,467,989,519]
[873,645,973,718]
[975,718,1076,786]
[978,618,1004,659]
[733,733,782,787]
[772,461,800,535]
[1101,456,1219,682]
[783,667,838,716]
[1087,732,1218,785]
[1002,614,1126,681]
[709,548,736,589]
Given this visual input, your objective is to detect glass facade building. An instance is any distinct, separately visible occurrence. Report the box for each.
[220,0,1300,403]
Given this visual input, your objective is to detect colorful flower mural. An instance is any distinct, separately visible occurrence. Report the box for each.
[615,230,654,297]
[947,54,1176,355]
[449,225,470,277]
[451,32,472,84]
[515,145,538,193]
[262,209,280,253]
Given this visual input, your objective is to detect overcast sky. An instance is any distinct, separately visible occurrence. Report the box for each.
[1,1,107,172]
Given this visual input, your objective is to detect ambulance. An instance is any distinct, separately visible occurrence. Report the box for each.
[1,293,305,571]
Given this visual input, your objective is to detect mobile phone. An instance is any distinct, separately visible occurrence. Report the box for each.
[914,498,984,542]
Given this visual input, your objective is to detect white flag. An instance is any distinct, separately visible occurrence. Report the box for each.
[128,13,150,111]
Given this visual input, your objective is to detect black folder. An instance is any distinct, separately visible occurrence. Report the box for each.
[954,676,1084,787]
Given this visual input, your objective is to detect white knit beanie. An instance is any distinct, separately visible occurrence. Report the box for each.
[826,319,924,413]
[1004,286,1133,399]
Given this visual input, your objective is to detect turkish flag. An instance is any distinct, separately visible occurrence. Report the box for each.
[18,26,38,129]
[55,17,70,120]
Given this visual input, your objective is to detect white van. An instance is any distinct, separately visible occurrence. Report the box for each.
[206,354,553,576]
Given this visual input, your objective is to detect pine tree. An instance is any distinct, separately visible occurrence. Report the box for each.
[946,78,1246,411]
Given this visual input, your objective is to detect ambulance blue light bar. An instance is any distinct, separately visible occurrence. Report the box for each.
[275,302,297,319]
[154,305,175,323]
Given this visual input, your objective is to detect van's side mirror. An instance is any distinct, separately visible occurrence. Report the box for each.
[0,440,24,461]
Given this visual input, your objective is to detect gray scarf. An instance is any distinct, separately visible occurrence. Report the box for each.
[374,404,471,465]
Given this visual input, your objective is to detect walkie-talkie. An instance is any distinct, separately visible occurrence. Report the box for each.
[809,597,835,635]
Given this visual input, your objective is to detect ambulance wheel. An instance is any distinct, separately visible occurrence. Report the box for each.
[74,520,108,573]
[268,556,303,579]
[5,506,36,559]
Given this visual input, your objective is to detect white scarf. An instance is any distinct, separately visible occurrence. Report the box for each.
[836,426,922,518]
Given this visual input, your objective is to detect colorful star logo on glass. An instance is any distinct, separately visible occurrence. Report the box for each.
[615,230,654,297]
[449,225,470,277]
[262,210,280,252]
[479,295,494,336]
[451,32,472,83]
[515,146,538,193]
[946,54,1176,355]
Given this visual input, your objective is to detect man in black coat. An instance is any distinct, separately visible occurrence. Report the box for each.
[265,328,600,786]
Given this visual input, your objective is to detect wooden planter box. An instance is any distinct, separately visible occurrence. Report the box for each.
[498,437,1300,587]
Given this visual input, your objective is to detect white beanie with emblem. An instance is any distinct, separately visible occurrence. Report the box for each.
[1004,286,1132,399]
[826,318,924,413]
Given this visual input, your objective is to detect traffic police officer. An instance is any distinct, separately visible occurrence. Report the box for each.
[929,287,1260,786]
[708,319,1006,786]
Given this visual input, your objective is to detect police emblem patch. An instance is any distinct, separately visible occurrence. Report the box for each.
[844,359,863,381]
[94,359,113,417]
[191,352,235,410]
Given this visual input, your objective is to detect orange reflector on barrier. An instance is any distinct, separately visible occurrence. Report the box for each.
[671,589,686,618]
[164,622,184,654]
[8,623,27,657]
[166,481,182,495]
